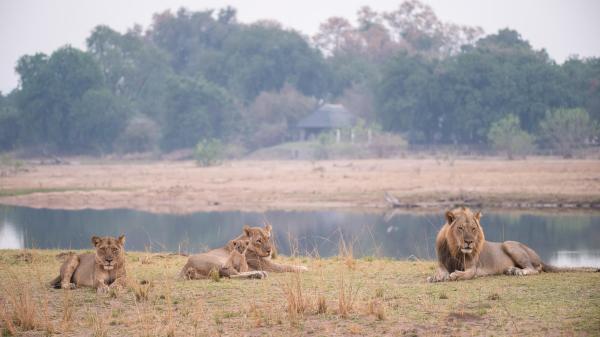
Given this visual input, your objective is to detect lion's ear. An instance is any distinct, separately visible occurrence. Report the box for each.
[264,223,272,233]
[243,225,252,237]
[91,236,102,247]
[474,211,482,222]
[117,235,126,246]
[445,211,456,225]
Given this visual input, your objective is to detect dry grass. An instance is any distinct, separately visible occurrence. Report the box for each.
[0,249,599,337]
[60,289,73,332]
[283,272,307,319]
[131,279,153,301]
[88,309,108,337]
[338,274,358,318]
[338,235,356,270]
[208,267,220,282]
[0,270,54,334]
[316,294,327,314]
[366,299,386,321]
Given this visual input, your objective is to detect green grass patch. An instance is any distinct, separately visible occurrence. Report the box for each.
[0,187,134,197]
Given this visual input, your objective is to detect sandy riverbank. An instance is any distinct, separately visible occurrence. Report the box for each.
[1,158,599,213]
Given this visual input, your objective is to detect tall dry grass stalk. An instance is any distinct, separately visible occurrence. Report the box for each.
[0,270,54,333]
[162,279,176,337]
[192,298,206,336]
[0,299,17,336]
[316,294,327,314]
[338,235,356,269]
[130,279,153,302]
[60,289,74,332]
[338,275,358,318]
[283,272,307,323]
[88,309,108,337]
[366,299,386,321]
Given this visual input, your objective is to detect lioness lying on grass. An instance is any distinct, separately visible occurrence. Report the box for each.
[50,235,127,293]
[428,207,597,282]
[180,224,308,280]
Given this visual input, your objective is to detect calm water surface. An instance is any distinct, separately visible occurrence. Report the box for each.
[1,205,599,267]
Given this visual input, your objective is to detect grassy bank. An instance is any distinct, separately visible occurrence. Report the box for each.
[0,249,598,336]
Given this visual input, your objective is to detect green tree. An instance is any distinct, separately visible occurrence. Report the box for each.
[0,92,20,151]
[539,108,598,157]
[487,114,535,159]
[149,9,328,102]
[68,89,129,153]
[375,29,572,145]
[16,46,104,151]
[87,25,171,120]
[162,76,234,151]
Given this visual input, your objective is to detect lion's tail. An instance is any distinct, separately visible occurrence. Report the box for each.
[49,275,62,289]
[541,263,600,273]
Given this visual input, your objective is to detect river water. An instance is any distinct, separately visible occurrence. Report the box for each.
[1,205,599,267]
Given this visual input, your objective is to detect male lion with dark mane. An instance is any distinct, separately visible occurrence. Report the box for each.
[180,223,308,280]
[50,235,127,292]
[428,207,597,282]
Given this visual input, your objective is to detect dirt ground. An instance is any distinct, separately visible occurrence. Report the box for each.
[1,249,599,337]
[1,157,599,213]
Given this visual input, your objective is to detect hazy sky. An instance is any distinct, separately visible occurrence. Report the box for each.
[1,0,599,94]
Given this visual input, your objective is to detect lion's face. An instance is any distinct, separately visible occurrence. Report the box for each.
[91,235,126,270]
[242,224,273,258]
[446,208,484,256]
[231,239,249,254]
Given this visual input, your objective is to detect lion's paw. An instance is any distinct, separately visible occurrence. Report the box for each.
[505,267,524,276]
[249,271,267,279]
[61,283,76,290]
[448,271,463,281]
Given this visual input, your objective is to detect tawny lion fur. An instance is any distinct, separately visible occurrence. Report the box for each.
[428,207,597,282]
[180,224,307,280]
[50,235,127,293]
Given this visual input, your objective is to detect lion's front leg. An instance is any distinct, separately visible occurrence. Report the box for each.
[449,268,477,281]
[93,271,110,294]
[59,255,80,289]
[253,258,308,273]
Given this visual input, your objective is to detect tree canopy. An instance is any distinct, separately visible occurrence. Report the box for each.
[1,2,598,156]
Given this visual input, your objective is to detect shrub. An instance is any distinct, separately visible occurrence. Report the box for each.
[538,108,598,157]
[488,114,535,159]
[313,132,334,160]
[194,139,223,166]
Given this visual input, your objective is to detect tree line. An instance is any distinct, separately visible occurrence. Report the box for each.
[0,1,598,157]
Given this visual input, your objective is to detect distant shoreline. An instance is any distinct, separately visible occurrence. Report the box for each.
[1,158,599,214]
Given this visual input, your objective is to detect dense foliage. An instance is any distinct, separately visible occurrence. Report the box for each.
[0,1,598,155]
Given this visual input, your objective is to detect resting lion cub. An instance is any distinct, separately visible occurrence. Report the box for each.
[50,235,127,293]
[224,239,250,273]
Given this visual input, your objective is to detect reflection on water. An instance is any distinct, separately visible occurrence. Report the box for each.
[549,250,600,268]
[0,221,23,249]
[1,205,599,267]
